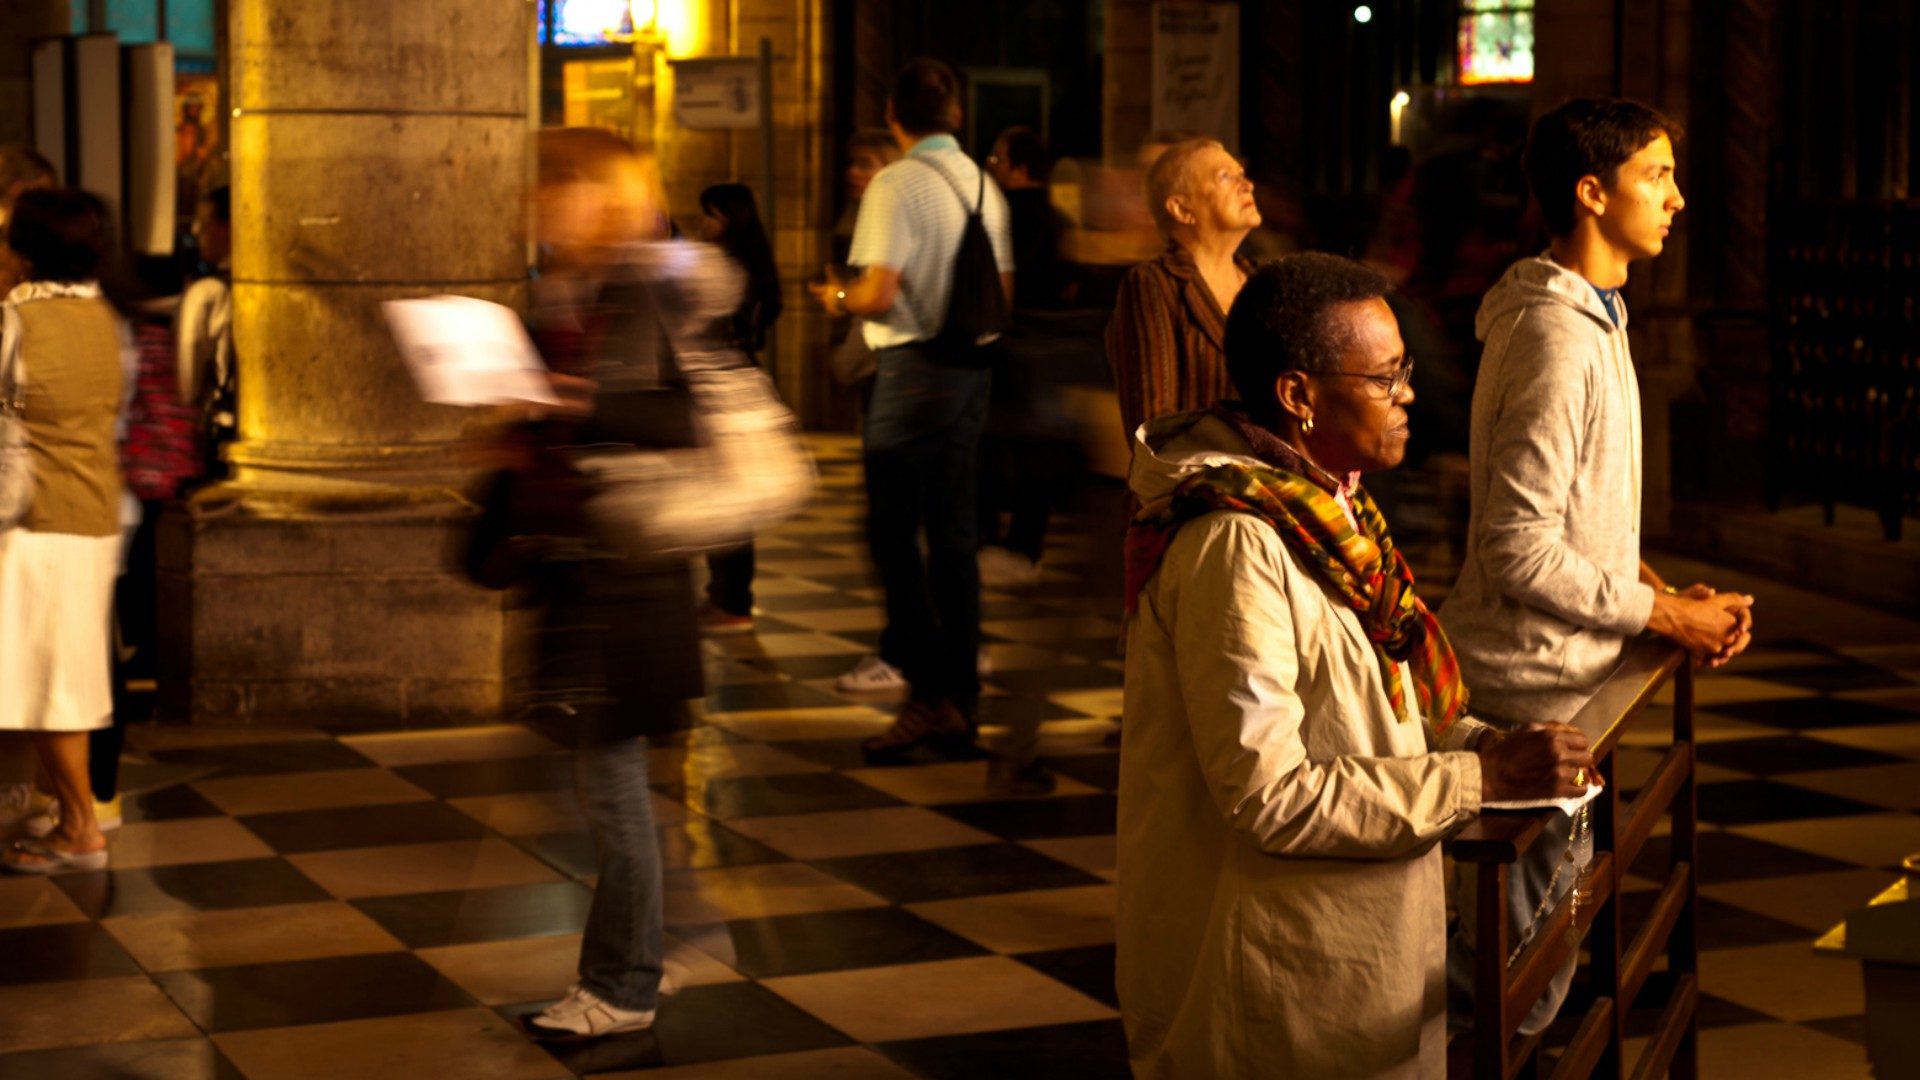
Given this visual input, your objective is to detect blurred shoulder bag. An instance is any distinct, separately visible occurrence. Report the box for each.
[576,349,816,560]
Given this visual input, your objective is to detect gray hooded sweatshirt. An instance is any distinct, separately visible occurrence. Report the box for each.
[1439,255,1658,726]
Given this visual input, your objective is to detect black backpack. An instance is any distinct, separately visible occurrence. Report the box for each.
[909,156,1010,369]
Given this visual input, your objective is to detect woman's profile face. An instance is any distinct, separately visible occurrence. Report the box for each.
[698,206,727,243]
[1301,297,1414,475]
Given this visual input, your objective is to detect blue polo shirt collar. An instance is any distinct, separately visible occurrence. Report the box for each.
[908,134,961,156]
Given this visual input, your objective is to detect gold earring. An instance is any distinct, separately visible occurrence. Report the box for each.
[1302,415,1315,436]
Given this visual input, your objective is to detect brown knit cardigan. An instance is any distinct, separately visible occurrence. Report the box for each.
[1104,245,1254,445]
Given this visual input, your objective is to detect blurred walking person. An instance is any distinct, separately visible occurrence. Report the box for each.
[176,185,234,484]
[474,129,744,1038]
[0,189,131,873]
[977,125,1075,589]
[825,130,902,395]
[695,182,781,634]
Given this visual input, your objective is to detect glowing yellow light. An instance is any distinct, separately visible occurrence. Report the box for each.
[653,0,701,55]
[1389,89,1411,145]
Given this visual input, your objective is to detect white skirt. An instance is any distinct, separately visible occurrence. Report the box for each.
[0,528,118,732]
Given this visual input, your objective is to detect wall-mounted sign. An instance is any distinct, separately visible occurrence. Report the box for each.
[1151,2,1240,151]
[669,56,762,130]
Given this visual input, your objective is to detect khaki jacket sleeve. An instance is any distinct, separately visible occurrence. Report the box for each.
[1166,515,1482,858]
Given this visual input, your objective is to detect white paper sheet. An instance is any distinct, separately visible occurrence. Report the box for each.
[1482,783,1605,815]
[382,295,560,407]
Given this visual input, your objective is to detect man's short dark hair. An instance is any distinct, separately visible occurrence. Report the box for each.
[1524,98,1683,237]
[891,58,961,136]
[6,187,111,283]
[995,126,1048,182]
[1224,253,1392,428]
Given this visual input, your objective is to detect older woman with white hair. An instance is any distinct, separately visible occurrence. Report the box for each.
[1104,137,1262,445]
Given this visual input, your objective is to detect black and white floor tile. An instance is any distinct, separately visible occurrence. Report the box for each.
[1,435,1911,1078]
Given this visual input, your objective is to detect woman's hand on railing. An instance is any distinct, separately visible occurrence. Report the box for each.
[1477,722,1598,802]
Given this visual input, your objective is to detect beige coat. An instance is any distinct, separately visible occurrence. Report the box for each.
[1118,413,1486,1078]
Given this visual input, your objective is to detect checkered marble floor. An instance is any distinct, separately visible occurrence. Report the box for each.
[2,434,1915,1079]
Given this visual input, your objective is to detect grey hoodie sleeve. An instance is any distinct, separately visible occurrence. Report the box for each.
[1477,312,1657,637]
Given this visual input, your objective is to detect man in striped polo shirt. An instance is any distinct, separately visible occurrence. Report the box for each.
[810,58,1015,758]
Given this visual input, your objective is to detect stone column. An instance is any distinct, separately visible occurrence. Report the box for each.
[0,1,70,147]
[158,0,532,725]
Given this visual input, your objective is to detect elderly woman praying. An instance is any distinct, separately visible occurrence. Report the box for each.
[1115,253,1594,1078]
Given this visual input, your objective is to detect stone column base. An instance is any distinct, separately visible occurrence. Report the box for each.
[156,496,526,729]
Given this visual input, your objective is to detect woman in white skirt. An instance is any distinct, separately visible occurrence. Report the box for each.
[0,188,127,873]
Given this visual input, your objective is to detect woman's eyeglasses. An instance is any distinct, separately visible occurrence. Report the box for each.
[1318,359,1414,399]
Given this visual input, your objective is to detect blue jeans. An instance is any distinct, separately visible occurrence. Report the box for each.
[863,344,990,712]
[1446,713,1578,1037]
[574,733,665,1011]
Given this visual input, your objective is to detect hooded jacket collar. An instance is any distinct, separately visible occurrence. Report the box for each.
[1474,253,1628,343]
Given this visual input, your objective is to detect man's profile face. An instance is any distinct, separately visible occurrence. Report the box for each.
[1183,145,1261,234]
[1595,133,1684,260]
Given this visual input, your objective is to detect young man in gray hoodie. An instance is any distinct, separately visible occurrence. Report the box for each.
[1442,98,1754,1035]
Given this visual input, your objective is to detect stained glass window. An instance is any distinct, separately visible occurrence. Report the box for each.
[542,0,651,47]
[1457,0,1534,85]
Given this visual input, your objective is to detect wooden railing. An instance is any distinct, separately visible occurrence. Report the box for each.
[1447,639,1697,1080]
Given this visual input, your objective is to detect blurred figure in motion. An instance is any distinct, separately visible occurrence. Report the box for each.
[695,182,783,635]
[0,189,132,874]
[978,125,1075,589]
[826,130,902,393]
[471,128,747,1040]
[1106,137,1260,451]
[176,185,234,485]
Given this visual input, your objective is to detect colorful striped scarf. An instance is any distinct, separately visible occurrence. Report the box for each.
[1124,424,1469,735]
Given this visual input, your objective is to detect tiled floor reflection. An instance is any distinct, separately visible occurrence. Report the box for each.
[3,435,1914,1077]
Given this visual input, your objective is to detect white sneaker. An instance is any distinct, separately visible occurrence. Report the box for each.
[836,654,907,694]
[526,983,656,1040]
[979,546,1043,588]
[0,785,56,831]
